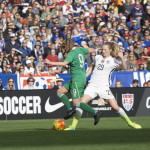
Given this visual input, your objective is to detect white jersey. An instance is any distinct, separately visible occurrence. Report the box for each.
[89,55,120,87]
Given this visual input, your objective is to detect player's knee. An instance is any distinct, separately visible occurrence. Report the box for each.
[76,101,81,108]
[113,106,120,112]
[57,89,61,94]
[72,100,80,106]
[57,93,64,98]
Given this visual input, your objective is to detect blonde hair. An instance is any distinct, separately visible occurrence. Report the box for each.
[7,77,15,90]
[127,53,137,64]
[103,41,118,57]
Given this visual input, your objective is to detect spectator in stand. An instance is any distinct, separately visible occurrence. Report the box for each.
[49,77,64,89]
[7,48,17,64]
[2,64,12,74]
[1,59,7,73]
[19,65,25,74]
[25,32,33,50]
[140,47,150,60]
[142,6,150,25]
[12,61,21,74]
[19,39,32,60]
[143,82,148,87]
[147,80,150,87]
[29,56,36,69]
[18,29,25,44]
[144,33,150,47]
[134,41,143,55]
[138,63,147,71]
[31,41,44,61]
[32,1,42,16]
[22,76,38,90]
[24,59,35,75]
[131,1,143,27]
[0,78,3,90]
[128,45,139,60]
[0,31,5,51]
[45,49,62,74]
[132,79,139,87]
[10,55,18,69]
[126,53,138,70]
[63,31,74,53]
[124,0,132,20]
[3,77,16,90]
[44,41,51,59]
[5,33,20,54]
[0,51,4,66]
[115,80,123,88]
[58,11,68,28]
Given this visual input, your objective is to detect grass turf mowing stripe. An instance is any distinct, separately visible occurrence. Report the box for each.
[0,117,149,150]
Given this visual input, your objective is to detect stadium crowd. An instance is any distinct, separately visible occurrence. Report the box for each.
[0,0,149,89]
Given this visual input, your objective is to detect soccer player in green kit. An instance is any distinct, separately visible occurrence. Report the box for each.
[45,43,102,130]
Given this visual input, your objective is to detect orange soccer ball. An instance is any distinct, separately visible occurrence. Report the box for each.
[53,120,65,131]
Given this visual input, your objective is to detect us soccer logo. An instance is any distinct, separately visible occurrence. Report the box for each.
[122,94,134,111]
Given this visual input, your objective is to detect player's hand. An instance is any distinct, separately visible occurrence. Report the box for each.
[117,51,124,59]
[44,59,51,64]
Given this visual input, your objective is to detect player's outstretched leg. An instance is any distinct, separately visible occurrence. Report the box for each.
[64,108,83,131]
[107,98,142,129]
[76,102,102,125]
[118,107,142,129]
[57,93,76,120]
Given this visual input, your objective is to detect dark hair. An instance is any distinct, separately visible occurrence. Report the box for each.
[27,77,35,84]
[132,79,138,84]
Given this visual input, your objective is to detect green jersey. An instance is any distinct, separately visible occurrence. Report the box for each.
[65,47,89,82]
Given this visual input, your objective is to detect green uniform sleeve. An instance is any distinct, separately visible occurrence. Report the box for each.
[64,51,74,63]
[79,47,89,55]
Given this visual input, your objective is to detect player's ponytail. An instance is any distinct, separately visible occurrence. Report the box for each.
[103,41,118,58]
[110,41,118,58]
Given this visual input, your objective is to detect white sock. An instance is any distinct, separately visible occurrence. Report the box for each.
[74,108,83,119]
[118,107,132,124]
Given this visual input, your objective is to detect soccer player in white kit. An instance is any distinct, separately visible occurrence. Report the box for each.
[76,42,142,129]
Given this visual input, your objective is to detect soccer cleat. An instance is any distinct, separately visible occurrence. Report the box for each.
[64,125,75,131]
[94,111,102,125]
[64,108,76,120]
[128,122,142,129]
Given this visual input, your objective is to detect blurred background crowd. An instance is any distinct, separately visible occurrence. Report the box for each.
[0,0,149,89]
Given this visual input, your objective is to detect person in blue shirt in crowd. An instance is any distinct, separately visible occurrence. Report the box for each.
[19,39,31,60]
[3,77,16,90]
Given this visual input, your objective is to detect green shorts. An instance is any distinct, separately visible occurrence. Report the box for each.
[63,81,85,99]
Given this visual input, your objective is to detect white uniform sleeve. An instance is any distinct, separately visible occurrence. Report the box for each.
[114,58,121,67]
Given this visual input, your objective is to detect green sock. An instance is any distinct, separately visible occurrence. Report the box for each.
[58,93,71,111]
[79,102,97,116]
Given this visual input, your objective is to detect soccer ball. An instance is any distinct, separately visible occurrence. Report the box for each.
[53,120,65,131]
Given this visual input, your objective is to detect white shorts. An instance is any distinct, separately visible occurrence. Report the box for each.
[84,83,114,100]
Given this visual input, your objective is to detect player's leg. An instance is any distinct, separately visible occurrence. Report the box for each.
[57,82,76,119]
[64,81,85,130]
[57,85,71,111]
[77,94,102,125]
[64,98,82,130]
[78,94,96,115]
[106,98,142,129]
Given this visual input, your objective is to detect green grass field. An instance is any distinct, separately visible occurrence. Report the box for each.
[0,116,150,150]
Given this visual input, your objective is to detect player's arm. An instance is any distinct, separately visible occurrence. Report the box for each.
[86,63,94,78]
[53,67,62,74]
[45,59,68,66]
[118,51,127,71]
[81,44,95,53]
